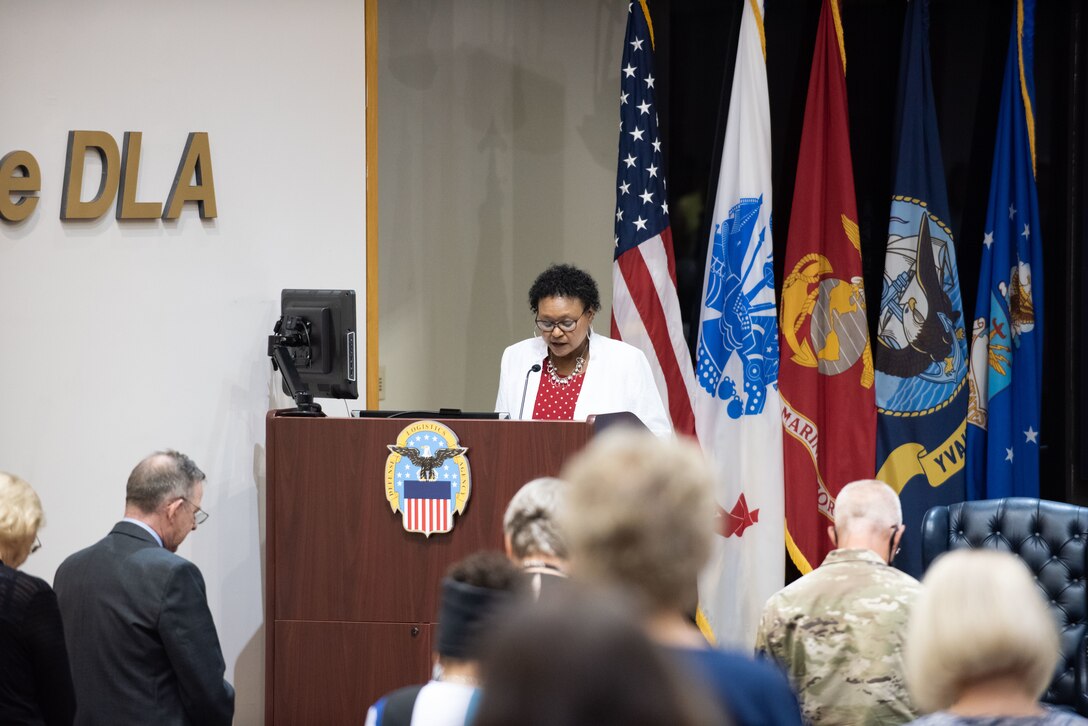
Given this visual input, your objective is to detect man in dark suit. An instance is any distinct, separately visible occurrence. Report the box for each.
[54,450,234,726]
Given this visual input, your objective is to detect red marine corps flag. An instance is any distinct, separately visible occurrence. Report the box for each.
[780,0,876,573]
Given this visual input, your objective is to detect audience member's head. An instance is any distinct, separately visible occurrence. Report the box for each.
[503,477,568,565]
[830,479,904,564]
[434,551,523,677]
[0,472,44,568]
[474,591,725,726]
[906,549,1059,713]
[124,450,207,552]
[561,429,715,615]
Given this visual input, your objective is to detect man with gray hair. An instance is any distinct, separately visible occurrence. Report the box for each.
[755,479,921,725]
[54,450,234,726]
[502,477,569,600]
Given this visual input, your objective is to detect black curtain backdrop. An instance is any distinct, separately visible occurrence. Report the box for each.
[652,0,1086,510]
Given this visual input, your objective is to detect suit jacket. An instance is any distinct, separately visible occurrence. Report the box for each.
[54,521,234,726]
[494,333,672,436]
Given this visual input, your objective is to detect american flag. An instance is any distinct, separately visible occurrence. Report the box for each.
[611,0,697,436]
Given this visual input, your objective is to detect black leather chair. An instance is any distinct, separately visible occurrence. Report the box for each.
[921,498,1088,715]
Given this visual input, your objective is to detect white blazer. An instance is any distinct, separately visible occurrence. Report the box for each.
[494,332,672,437]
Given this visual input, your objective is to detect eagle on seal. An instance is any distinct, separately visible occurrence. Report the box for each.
[387,445,467,481]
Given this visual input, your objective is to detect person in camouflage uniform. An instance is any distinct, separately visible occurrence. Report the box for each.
[755,479,921,726]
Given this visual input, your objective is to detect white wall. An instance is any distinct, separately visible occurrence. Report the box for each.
[0,2,366,723]
[378,1,627,411]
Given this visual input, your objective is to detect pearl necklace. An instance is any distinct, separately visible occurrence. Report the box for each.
[547,354,585,385]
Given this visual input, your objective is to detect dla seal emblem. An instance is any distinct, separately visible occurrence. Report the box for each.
[384,421,470,537]
[697,195,779,418]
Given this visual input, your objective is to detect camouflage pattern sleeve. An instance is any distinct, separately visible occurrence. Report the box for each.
[752,550,923,726]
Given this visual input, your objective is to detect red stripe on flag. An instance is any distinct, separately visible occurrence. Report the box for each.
[616,241,696,435]
[661,225,678,283]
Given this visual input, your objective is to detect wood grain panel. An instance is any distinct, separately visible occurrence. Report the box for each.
[274,621,431,725]
[271,418,591,622]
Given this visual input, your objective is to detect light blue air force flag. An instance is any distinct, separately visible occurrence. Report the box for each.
[966,0,1044,500]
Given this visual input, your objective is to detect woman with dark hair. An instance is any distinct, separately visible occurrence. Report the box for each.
[494,264,671,436]
[473,592,726,726]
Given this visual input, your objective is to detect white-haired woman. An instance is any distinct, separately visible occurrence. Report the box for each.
[503,477,569,600]
[0,472,76,725]
[906,549,1088,725]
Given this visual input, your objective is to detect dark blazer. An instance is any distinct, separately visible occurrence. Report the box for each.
[53,521,234,726]
[0,561,76,725]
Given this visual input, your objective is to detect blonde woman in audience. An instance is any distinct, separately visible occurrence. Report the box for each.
[906,549,1088,725]
[0,472,76,725]
[502,477,569,600]
[560,429,802,726]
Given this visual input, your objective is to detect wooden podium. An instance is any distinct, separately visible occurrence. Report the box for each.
[264,411,603,725]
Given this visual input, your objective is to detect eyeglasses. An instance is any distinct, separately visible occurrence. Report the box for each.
[181,498,210,526]
[30,536,41,554]
[535,309,588,333]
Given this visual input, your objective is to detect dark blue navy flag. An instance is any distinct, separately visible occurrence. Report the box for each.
[966,0,1044,500]
[874,0,968,578]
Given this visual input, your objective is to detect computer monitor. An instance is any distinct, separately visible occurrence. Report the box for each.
[268,289,358,415]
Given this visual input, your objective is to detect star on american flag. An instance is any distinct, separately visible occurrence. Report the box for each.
[613,28,668,256]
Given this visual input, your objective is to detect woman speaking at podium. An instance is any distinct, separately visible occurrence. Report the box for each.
[495,264,671,437]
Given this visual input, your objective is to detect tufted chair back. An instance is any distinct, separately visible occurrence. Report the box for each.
[921,498,1088,715]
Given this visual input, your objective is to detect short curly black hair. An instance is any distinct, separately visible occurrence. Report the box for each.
[528,264,602,314]
[446,551,524,593]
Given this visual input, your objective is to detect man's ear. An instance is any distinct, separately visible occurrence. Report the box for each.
[827,525,837,547]
[892,524,905,552]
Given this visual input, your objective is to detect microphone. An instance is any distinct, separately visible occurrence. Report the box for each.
[518,364,542,420]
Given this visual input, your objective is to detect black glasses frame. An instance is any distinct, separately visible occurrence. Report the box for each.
[535,309,588,333]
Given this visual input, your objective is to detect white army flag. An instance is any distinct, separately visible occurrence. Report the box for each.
[694,0,785,648]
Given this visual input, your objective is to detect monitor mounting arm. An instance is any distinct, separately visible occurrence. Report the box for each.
[268,315,325,416]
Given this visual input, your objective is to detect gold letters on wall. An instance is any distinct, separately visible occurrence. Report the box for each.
[61,131,121,220]
[0,131,217,223]
[0,151,42,222]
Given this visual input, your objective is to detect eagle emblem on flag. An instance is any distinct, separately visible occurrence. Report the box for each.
[384,421,471,537]
[696,196,779,419]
